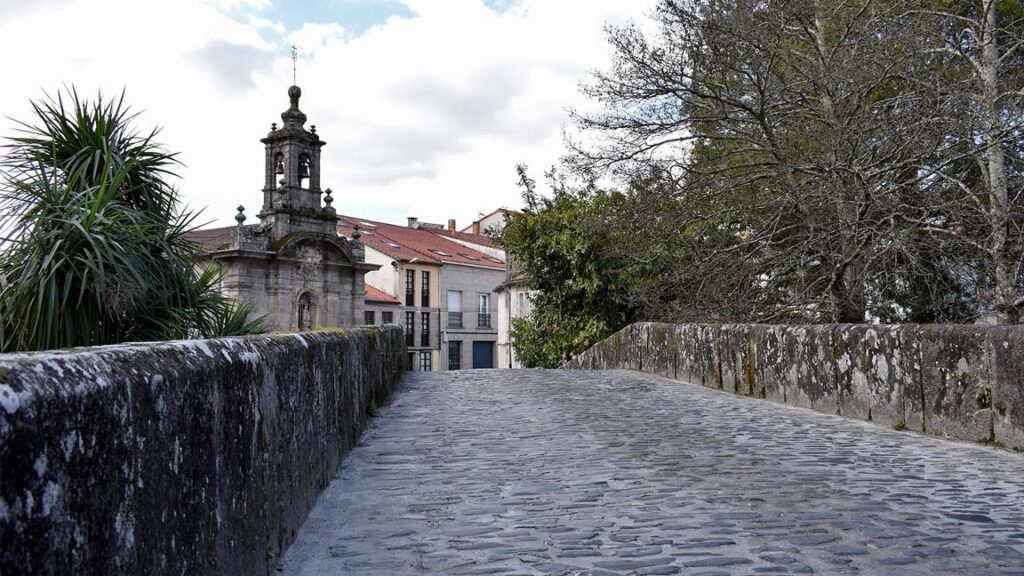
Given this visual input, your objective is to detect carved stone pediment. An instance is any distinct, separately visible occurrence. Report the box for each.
[272,231,356,266]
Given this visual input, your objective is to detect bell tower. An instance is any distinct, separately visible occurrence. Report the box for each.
[258,85,335,239]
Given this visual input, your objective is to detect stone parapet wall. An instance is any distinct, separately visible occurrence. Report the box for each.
[566,323,1024,451]
[0,327,405,576]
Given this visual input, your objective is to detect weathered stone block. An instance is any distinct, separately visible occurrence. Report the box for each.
[783,326,839,414]
[745,325,768,399]
[916,325,992,442]
[989,327,1024,451]
[694,325,720,388]
[627,323,645,372]
[718,325,747,394]
[833,325,904,427]
[895,325,925,432]
[758,326,787,403]
[648,323,674,378]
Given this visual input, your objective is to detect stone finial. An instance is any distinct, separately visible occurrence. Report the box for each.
[271,122,277,131]
[323,188,337,218]
[311,125,317,135]
[235,205,246,225]
[351,223,365,262]
[282,85,307,126]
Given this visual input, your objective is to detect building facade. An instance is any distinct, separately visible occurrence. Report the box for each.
[495,271,536,369]
[191,86,377,330]
[441,263,504,370]
[339,216,504,371]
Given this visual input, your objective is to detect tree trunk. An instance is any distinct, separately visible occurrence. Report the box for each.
[979,0,1017,323]
[815,7,866,323]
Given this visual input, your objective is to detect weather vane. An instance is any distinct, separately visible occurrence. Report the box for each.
[290,44,298,85]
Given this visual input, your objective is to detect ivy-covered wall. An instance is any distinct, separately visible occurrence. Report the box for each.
[0,327,405,575]
[567,323,1024,451]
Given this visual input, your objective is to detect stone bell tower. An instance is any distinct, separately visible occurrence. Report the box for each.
[258,85,336,239]
[204,85,378,331]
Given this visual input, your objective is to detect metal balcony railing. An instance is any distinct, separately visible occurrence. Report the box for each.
[442,310,496,331]
[448,312,463,328]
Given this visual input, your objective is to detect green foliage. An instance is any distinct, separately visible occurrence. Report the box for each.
[0,89,264,352]
[498,166,634,367]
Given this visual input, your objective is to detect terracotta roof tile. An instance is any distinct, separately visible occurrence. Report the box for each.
[339,216,504,270]
[365,284,401,305]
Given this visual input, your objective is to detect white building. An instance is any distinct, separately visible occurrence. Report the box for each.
[339,216,506,370]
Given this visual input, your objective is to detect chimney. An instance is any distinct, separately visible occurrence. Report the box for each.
[471,220,480,235]
[407,216,419,229]
[448,219,456,232]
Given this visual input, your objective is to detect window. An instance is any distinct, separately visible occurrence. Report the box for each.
[518,292,532,317]
[421,271,431,307]
[382,311,394,324]
[405,312,414,346]
[477,293,491,328]
[447,290,463,328]
[364,310,375,325]
[405,270,415,306]
[421,312,430,347]
[448,341,461,370]
[419,351,432,371]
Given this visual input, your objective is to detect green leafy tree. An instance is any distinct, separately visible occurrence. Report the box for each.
[499,166,635,367]
[0,89,264,352]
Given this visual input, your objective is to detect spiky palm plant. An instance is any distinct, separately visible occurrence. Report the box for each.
[0,89,264,352]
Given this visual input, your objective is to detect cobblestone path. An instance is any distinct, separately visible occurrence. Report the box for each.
[280,369,1024,575]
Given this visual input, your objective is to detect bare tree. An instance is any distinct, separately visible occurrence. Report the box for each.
[913,0,1024,322]
[572,0,950,323]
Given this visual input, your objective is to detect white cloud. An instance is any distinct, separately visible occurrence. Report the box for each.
[287,22,346,55]
[0,0,658,229]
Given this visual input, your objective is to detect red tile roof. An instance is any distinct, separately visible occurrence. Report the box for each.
[339,216,505,270]
[432,228,497,248]
[365,284,401,305]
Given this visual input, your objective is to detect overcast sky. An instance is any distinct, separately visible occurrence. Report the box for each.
[0,0,656,229]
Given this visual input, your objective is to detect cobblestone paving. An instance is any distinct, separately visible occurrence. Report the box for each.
[280,369,1024,575]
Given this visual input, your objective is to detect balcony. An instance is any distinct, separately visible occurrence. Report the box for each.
[444,311,496,331]
[448,312,463,328]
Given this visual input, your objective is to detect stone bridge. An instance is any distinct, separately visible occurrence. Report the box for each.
[280,369,1024,576]
[4,324,1024,575]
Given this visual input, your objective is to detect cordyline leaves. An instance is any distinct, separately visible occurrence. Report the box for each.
[0,88,265,352]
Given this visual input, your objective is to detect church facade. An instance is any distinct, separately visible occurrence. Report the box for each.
[200,85,378,331]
